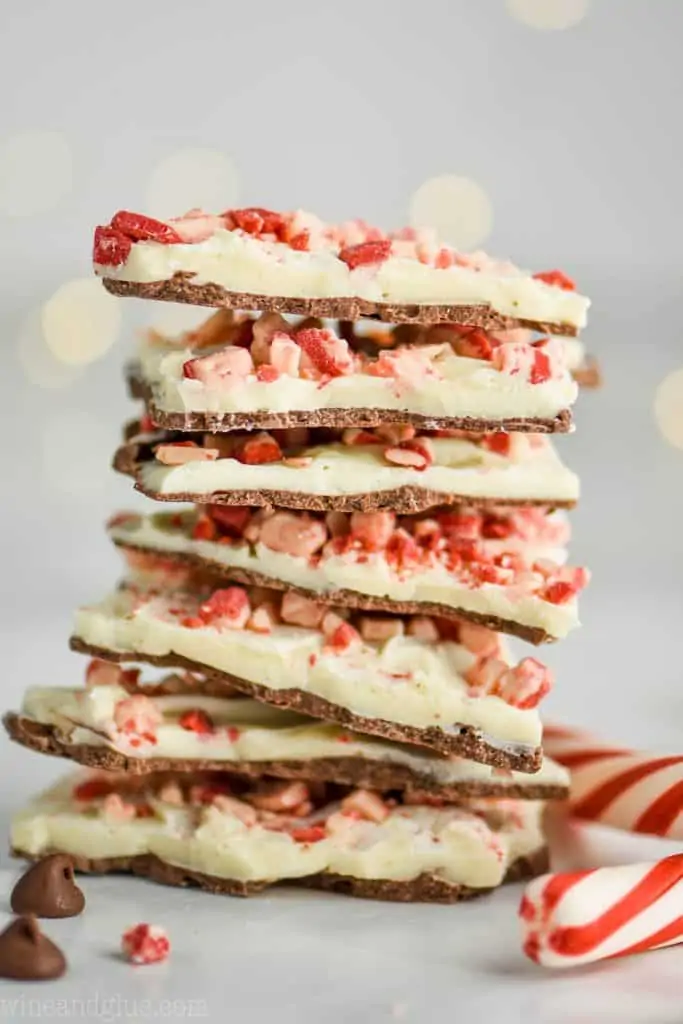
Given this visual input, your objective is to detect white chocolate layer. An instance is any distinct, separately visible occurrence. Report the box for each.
[109,513,578,638]
[18,685,569,792]
[72,586,543,750]
[138,435,580,506]
[138,337,577,422]
[12,772,546,888]
[97,229,589,330]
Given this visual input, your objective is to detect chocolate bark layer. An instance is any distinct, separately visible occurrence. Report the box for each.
[114,430,576,515]
[113,539,555,644]
[4,713,565,800]
[68,638,543,772]
[151,404,570,436]
[12,846,549,904]
[103,276,579,337]
[125,366,572,435]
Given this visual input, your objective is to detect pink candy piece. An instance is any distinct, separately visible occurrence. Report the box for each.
[113,695,162,747]
[199,587,251,630]
[155,442,218,465]
[520,855,683,969]
[258,511,327,558]
[183,346,254,388]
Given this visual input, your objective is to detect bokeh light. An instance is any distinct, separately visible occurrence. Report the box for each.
[409,175,493,250]
[18,310,83,390]
[0,131,73,216]
[42,278,122,366]
[654,369,683,451]
[146,148,240,218]
[506,0,590,31]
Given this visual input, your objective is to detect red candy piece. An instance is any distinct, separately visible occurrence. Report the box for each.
[481,515,513,539]
[236,432,283,465]
[349,511,395,551]
[385,529,421,572]
[339,240,392,269]
[295,328,353,378]
[227,207,285,237]
[451,328,494,361]
[199,587,250,627]
[342,428,384,447]
[499,658,553,710]
[326,620,361,652]
[208,505,252,537]
[93,225,132,267]
[530,348,552,384]
[121,923,170,966]
[178,708,214,734]
[384,439,433,472]
[73,778,115,801]
[139,412,156,434]
[111,211,182,244]
[434,247,455,269]
[542,581,577,605]
[532,269,576,291]
[113,696,161,747]
[481,433,512,456]
[191,516,216,541]
[256,364,280,382]
[289,826,327,844]
[289,230,310,251]
[85,658,140,689]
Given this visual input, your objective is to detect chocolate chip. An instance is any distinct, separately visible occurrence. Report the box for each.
[0,915,66,980]
[11,855,85,918]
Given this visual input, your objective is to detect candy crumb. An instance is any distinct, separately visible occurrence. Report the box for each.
[121,923,170,965]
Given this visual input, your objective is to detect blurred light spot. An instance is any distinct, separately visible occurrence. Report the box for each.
[506,0,589,31]
[42,278,121,366]
[147,302,210,338]
[654,369,683,451]
[410,175,493,250]
[146,149,240,218]
[42,410,112,497]
[0,131,73,216]
[18,310,83,389]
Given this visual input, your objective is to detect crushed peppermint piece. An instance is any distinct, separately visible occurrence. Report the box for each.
[121,923,170,965]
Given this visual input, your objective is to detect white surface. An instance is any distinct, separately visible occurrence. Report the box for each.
[0,830,682,1024]
[1,588,683,1022]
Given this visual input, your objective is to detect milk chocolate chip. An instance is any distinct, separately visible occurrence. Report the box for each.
[11,855,85,918]
[0,915,67,980]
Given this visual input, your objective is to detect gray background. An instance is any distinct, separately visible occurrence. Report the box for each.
[2,2,683,1020]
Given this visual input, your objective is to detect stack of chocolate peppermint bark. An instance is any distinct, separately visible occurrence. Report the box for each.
[6,206,591,903]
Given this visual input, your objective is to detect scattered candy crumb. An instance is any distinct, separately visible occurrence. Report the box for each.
[121,923,170,965]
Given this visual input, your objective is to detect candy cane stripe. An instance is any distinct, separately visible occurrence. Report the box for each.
[541,868,594,918]
[543,723,683,843]
[633,779,683,836]
[571,756,683,821]
[555,746,632,770]
[547,857,683,957]
[616,914,683,959]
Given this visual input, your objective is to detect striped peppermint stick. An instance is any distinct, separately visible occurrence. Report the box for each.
[542,723,683,840]
[520,855,683,968]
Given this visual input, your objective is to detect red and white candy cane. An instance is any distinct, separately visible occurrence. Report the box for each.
[543,723,683,841]
[520,854,683,968]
